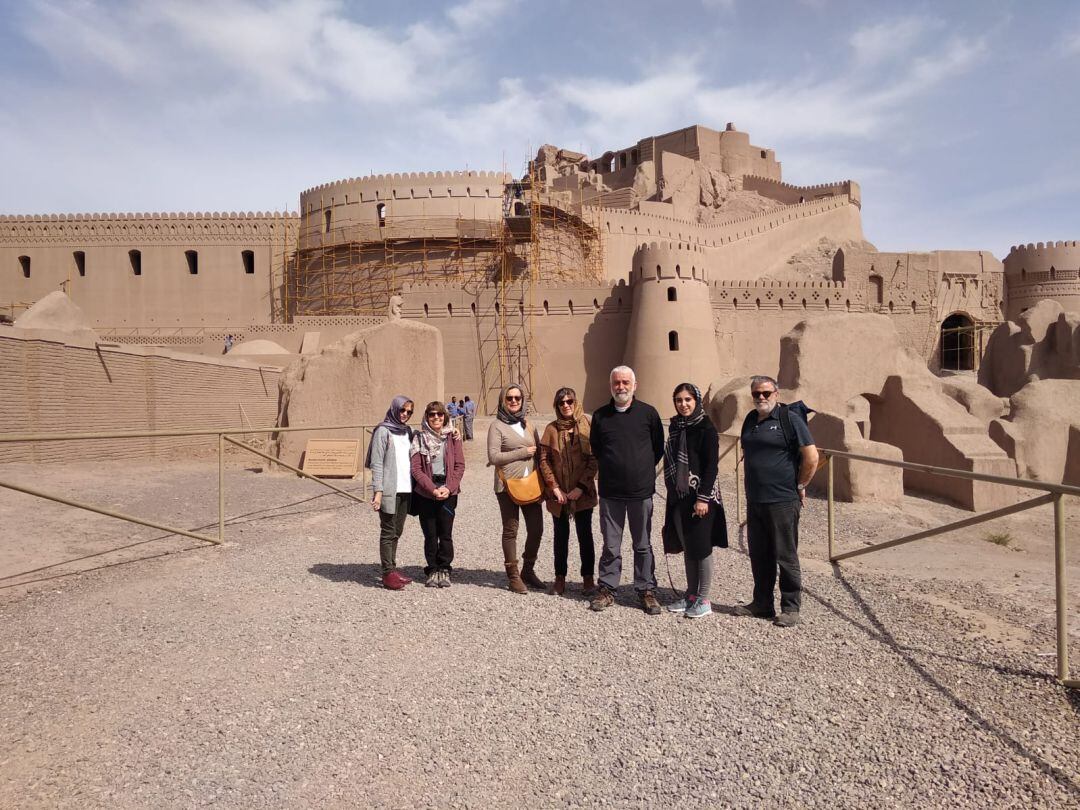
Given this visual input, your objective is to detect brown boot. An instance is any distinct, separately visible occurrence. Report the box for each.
[582,576,597,596]
[505,563,527,594]
[548,575,566,596]
[520,563,546,591]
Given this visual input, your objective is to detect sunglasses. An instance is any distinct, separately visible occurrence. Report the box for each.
[750,390,776,400]
[426,412,445,419]
[400,408,414,415]
[558,398,575,406]
[505,395,522,402]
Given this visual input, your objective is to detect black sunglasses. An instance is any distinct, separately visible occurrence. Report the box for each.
[558,398,575,406]
[750,390,776,399]
[505,395,522,402]
[426,411,445,418]
[400,407,414,415]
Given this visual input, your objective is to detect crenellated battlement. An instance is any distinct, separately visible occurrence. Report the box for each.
[632,240,709,283]
[1004,240,1080,278]
[741,175,854,195]
[595,194,852,234]
[0,211,296,222]
[709,278,851,289]
[300,170,512,198]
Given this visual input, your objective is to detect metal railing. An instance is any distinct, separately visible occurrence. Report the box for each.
[723,435,1077,689]
[0,424,375,548]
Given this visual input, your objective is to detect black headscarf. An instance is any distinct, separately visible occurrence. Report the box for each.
[496,383,528,426]
[664,383,705,497]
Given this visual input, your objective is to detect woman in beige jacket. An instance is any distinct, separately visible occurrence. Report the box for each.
[487,383,545,593]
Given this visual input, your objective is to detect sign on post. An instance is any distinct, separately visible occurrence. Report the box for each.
[302,439,361,478]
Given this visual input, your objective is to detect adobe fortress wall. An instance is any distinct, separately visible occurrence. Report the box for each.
[0,211,298,328]
[0,329,281,463]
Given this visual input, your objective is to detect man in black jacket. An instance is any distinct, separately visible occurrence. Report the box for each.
[589,365,665,614]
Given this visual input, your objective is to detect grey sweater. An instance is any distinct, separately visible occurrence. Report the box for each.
[369,426,413,515]
[487,418,541,494]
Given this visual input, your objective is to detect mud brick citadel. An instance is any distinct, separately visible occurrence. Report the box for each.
[3,123,1079,500]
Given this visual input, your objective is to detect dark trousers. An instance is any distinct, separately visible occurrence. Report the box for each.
[377,494,410,576]
[746,499,802,613]
[496,490,543,565]
[414,493,457,573]
[598,497,656,593]
[552,507,595,578]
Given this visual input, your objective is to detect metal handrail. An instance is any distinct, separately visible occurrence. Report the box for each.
[0,423,375,568]
[818,446,1076,689]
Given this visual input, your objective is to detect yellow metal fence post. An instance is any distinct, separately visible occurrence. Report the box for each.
[218,432,225,543]
[827,454,835,561]
[1054,493,1069,683]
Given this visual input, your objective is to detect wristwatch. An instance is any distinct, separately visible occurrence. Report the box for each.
[797,484,807,492]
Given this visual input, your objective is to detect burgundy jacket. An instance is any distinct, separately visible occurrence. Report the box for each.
[410,436,465,498]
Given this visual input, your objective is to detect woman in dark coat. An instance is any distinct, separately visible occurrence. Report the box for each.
[662,382,728,619]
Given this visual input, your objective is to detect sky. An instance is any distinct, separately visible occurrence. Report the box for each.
[1,0,1077,259]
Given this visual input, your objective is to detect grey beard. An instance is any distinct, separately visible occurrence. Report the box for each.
[613,391,632,405]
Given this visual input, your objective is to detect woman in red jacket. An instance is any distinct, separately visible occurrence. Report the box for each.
[410,401,466,588]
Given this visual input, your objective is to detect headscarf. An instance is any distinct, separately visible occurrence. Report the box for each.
[542,386,591,452]
[376,395,413,436]
[365,394,413,468]
[411,408,453,461]
[496,383,528,426]
[664,383,705,498]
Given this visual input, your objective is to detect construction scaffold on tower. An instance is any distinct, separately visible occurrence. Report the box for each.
[280,158,604,409]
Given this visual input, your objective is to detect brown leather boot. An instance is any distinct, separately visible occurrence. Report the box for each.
[520,562,546,591]
[582,576,597,596]
[549,575,566,596]
[505,563,527,594]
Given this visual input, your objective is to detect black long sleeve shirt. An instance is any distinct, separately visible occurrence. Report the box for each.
[590,398,665,500]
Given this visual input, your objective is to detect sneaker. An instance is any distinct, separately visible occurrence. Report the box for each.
[589,587,615,612]
[732,602,775,619]
[382,571,408,590]
[640,590,662,616]
[438,570,451,588]
[666,595,695,614]
[425,571,440,588]
[774,611,800,628]
[685,598,713,619]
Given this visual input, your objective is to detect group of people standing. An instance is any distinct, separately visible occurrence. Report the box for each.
[446,396,476,441]
[366,367,817,627]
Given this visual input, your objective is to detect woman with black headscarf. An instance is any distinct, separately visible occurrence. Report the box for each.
[487,383,545,593]
[662,383,728,618]
[367,394,416,590]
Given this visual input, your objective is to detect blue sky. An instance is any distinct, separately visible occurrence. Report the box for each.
[1,0,1077,259]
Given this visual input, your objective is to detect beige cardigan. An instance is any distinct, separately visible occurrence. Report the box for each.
[486,418,541,494]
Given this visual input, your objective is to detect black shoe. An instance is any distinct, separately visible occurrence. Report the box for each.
[732,602,776,619]
[773,611,800,628]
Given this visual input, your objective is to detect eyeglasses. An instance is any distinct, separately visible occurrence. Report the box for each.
[400,408,414,415]
[426,412,445,419]
[558,398,575,406]
[505,395,522,402]
[750,390,776,400]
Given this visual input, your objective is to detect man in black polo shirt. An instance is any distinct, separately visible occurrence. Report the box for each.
[736,375,818,627]
[588,365,666,614]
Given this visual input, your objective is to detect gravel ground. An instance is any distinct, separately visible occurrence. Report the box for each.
[1,424,1078,808]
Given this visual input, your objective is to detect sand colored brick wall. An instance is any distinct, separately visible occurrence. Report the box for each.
[0,332,280,463]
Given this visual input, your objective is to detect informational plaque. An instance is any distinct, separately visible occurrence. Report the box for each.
[302,439,361,478]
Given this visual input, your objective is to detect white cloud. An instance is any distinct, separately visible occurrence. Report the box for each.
[446,0,516,31]
[850,17,938,67]
[1061,30,1080,56]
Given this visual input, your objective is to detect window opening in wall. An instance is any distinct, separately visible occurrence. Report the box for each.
[424,303,429,317]
[376,203,386,227]
[667,286,677,301]
[129,249,142,276]
[18,255,30,278]
[324,209,332,234]
[941,312,976,371]
[185,250,198,275]
[1021,268,1027,281]
[1050,266,1057,280]
[869,274,883,308]
[447,303,453,315]
[620,153,627,169]
[911,300,917,314]
[631,149,639,164]
[242,250,255,274]
[760,150,767,158]
[73,251,86,277]
[668,331,680,351]
[543,300,549,315]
